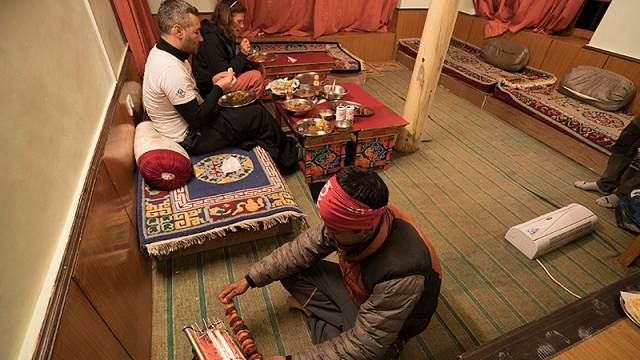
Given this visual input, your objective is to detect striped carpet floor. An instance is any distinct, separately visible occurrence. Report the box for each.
[151,69,637,359]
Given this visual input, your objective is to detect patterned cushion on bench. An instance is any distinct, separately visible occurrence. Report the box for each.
[495,83,634,153]
[398,37,556,93]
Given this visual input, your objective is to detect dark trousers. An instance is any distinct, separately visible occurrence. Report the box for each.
[598,114,640,195]
[280,260,400,359]
[181,103,298,169]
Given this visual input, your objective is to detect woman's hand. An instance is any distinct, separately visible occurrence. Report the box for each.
[240,38,252,55]
[218,277,249,304]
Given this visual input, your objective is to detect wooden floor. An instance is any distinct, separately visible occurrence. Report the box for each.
[151,68,639,360]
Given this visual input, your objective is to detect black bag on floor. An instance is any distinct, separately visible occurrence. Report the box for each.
[615,189,640,234]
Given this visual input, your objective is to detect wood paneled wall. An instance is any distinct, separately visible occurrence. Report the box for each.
[197,13,396,61]
[245,32,397,61]
[389,9,428,41]
[395,11,640,114]
[46,52,152,360]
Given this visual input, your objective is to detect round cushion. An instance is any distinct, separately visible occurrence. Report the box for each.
[558,66,636,112]
[134,121,192,190]
[480,38,530,72]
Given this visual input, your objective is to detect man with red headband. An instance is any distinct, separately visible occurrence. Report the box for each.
[218,166,442,360]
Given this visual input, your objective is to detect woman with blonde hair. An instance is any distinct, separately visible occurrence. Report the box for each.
[192,0,264,97]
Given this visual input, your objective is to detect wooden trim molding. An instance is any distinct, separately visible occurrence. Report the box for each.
[584,45,640,64]
[32,52,133,360]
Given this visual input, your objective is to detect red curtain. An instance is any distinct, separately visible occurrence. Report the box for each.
[473,0,585,38]
[240,0,398,38]
[111,0,159,76]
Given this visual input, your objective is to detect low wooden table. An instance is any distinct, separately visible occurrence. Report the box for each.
[273,82,407,183]
[343,83,407,169]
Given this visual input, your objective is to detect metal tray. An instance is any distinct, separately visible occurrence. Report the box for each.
[218,90,258,108]
[328,100,375,117]
[247,52,278,63]
[295,118,334,137]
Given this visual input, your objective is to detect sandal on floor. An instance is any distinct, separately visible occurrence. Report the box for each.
[595,194,619,208]
[574,181,604,193]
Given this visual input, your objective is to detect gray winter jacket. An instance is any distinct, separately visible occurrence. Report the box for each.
[247,225,427,360]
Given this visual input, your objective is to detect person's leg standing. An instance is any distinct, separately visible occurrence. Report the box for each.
[598,115,640,193]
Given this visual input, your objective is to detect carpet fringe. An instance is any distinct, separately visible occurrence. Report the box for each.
[146,212,307,257]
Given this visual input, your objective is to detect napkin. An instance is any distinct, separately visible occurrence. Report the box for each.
[221,156,242,175]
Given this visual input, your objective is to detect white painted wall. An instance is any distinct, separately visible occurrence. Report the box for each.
[588,0,640,60]
[0,0,126,358]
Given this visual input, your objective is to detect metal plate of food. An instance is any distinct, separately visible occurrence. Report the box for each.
[294,72,322,85]
[282,98,315,116]
[328,100,375,117]
[247,52,278,63]
[218,90,258,108]
[295,118,334,137]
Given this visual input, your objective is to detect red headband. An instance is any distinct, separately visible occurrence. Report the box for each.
[316,176,385,231]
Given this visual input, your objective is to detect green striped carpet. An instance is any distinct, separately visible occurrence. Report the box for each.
[151,69,637,359]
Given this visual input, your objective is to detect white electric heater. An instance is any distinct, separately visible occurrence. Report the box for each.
[505,203,598,259]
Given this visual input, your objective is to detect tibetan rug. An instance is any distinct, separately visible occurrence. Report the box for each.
[137,147,305,256]
[252,41,363,78]
[495,82,634,153]
[397,37,557,93]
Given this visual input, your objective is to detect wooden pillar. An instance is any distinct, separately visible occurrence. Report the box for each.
[395,0,459,153]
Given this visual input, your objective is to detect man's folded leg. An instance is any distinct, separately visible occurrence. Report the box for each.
[280,260,358,344]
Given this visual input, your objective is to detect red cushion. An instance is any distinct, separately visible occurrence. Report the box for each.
[138,149,192,191]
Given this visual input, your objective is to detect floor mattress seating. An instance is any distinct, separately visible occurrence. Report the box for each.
[495,83,635,156]
[397,37,556,93]
[137,146,305,257]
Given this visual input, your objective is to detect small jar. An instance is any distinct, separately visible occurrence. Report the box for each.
[285,80,293,100]
[345,105,355,125]
[313,74,321,98]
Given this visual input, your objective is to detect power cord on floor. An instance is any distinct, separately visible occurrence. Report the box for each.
[536,258,582,299]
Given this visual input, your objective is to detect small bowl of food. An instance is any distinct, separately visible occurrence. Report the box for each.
[294,85,316,99]
[323,84,348,100]
[294,72,322,86]
[282,98,315,117]
[317,108,335,120]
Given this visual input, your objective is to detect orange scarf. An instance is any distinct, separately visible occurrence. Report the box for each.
[338,204,442,307]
